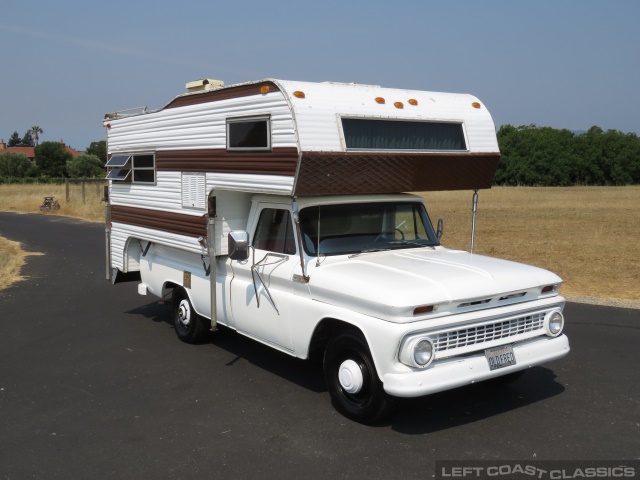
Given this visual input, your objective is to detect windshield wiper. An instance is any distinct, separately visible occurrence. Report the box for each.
[388,241,436,249]
[348,248,391,258]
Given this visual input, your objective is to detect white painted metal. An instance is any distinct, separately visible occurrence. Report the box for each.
[105,78,499,158]
[271,79,499,154]
[339,359,364,394]
[106,91,296,153]
[211,190,252,256]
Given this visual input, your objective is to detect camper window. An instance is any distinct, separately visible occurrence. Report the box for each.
[341,118,467,151]
[132,154,155,183]
[227,116,271,151]
[106,153,155,183]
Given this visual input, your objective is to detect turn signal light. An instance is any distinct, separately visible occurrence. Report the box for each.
[413,305,436,315]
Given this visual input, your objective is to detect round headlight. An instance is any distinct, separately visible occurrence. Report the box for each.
[413,339,434,367]
[546,311,564,336]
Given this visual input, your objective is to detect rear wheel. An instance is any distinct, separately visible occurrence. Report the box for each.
[323,330,396,424]
[172,287,210,344]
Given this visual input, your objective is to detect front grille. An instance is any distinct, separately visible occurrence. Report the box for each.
[431,312,545,353]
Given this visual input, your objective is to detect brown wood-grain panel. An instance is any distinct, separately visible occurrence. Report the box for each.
[156,148,299,176]
[164,81,279,109]
[111,205,206,238]
[294,152,500,196]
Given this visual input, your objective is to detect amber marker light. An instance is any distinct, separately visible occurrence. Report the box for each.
[472,102,481,109]
[408,99,418,106]
[293,91,306,98]
[413,305,436,315]
[260,85,270,94]
[375,97,385,104]
[394,102,404,109]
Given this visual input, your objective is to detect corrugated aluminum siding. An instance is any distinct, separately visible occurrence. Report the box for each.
[273,80,500,154]
[107,90,297,153]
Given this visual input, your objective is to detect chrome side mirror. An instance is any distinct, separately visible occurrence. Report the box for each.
[228,230,250,261]
[436,218,444,241]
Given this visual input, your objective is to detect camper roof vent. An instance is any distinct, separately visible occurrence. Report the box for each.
[186,78,225,93]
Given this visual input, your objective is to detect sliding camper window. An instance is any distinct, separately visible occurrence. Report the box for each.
[227,116,271,151]
[341,118,467,151]
[105,153,156,184]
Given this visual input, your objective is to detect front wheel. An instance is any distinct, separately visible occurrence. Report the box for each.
[172,287,210,344]
[323,330,396,424]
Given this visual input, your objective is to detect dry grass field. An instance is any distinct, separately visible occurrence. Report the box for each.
[0,183,105,223]
[421,186,640,304]
[0,184,638,305]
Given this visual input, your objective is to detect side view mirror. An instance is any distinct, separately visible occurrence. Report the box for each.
[436,218,444,241]
[228,230,250,261]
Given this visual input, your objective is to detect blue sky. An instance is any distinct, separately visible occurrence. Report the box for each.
[1,0,638,151]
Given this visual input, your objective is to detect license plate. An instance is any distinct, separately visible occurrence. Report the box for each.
[485,345,516,371]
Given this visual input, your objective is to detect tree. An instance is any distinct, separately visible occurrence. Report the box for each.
[21,130,35,147]
[35,141,71,177]
[0,152,37,177]
[7,131,21,147]
[66,154,105,178]
[85,140,107,165]
[31,125,43,146]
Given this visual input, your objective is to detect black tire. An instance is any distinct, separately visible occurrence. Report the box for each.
[323,330,396,424]
[172,287,210,344]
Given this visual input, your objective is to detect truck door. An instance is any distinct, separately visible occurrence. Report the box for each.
[230,205,298,352]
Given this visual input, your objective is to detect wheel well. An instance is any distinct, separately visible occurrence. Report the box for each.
[308,318,363,362]
[162,282,181,301]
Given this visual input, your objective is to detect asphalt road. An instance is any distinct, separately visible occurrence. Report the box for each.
[0,212,638,479]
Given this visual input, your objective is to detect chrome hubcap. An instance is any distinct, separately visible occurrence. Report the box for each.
[177,299,191,327]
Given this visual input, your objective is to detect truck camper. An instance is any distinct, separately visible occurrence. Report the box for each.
[104,78,569,423]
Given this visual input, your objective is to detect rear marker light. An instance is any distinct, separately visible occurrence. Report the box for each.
[375,97,385,104]
[541,285,556,293]
[472,102,481,109]
[408,99,418,105]
[394,102,404,109]
[260,85,270,94]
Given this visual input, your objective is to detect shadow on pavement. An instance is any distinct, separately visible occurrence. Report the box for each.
[126,299,566,432]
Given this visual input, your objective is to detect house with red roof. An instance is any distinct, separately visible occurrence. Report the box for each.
[0,139,82,159]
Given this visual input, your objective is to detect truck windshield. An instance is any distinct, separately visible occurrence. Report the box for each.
[298,202,439,257]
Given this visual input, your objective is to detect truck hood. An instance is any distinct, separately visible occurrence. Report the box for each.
[307,248,562,323]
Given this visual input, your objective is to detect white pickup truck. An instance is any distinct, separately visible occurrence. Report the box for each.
[104,78,569,423]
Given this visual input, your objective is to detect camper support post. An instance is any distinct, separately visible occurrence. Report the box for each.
[470,190,479,254]
[207,194,218,331]
[104,185,112,281]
